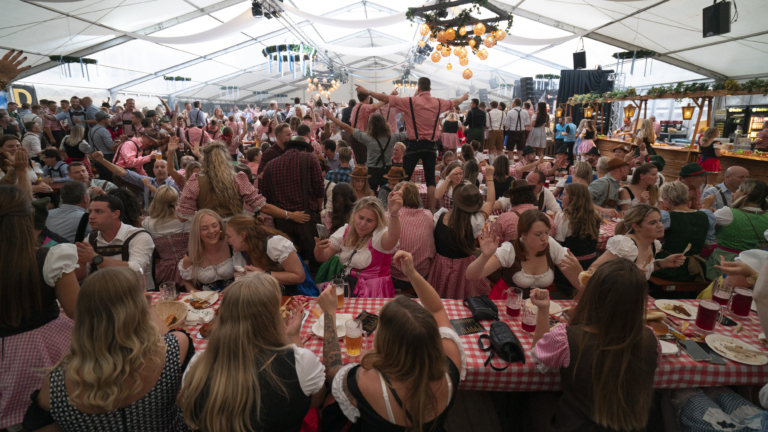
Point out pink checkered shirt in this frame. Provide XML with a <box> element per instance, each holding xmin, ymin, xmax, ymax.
<box><xmin>491</xmin><ymin>204</ymin><xmax>536</xmax><ymax>243</ymax></box>
<box><xmin>388</xmin><ymin>92</ymin><xmax>455</xmax><ymax>141</ymax></box>
<box><xmin>387</xmin><ymin>208</ymin><xmax>436</xmax><ymax>280</ymax></box>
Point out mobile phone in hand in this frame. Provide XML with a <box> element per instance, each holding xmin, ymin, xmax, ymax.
<box><xmin>316</xmin><ymin>224</ymin><xmax>327</xmax><ymax>240</ymax></box>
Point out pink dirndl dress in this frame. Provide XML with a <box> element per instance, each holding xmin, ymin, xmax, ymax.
<box><xmin>151</xmin><ymin>232</ymin><xmax>190</xmax><ymax>287</ymax></box>
<box><xmin>441</xmin><ymin>132</ymin><xmax>460</xmax><ymax>151</ymax></box>
<box><xmin>578</xmin><ymin>138</ymin><xmax>595</xmax><ymax>153</ymax></box>
<box><xmin>338</xmin><ymin>226</ymin><xmax>396</xmax><ymax>298</ymax></box>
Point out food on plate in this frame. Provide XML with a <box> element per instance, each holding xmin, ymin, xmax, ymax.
<box><xmin>165</xmin><ymin>314</ymin><xmax>177</xmax><ymax>327</ymax></box>
<box><xmin>661</xmin><ymin>303</ymin><xmax>692</xmax><ymax>317</ymax></box>
<box><xmin>199</xmin><ymin>322</ymin><xmax>213</xmax><ymax>338</ymax></box>
<box><xmin>646</xmin><ymin>320</ymin><xmax>669</xmax><ymax>336</ymax></box>
<box><xmin>646</xmin><ymin>311</ymin><xmax>667</xmax><ymax>322</ymax></box>
<box><xmin>190</xmin><ymin>299</ymin><xmax>211</xmax><ymax>310</ymax></box>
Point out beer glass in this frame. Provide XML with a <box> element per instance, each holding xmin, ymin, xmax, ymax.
<box><xmin>521</xmin><ymin>306</ymin><xmax>537</xmax><ymax>333</ymax></box>
<box><xmin>333</xmin><ymin>278</ymin><xmax>346</xmax><ymax>310</ymax></box>
<box><xmin>502</xmin><ymin>287</ymin><xmax>523</xmax><ymax>318</ymax></box>
<box><xmin>345</xmin><ymin>320</ymin><xmax>364</xmax><ymax>357</ymax></box>
<box><xmin>159</xmin><ymin>282</ymin><xmax>177</xmax><ymax>301</ymax></box>
<box><xmin>694</xmin><ymin>300</ymin><xmax>719</xmax><ymax>333</ymax></box>
<box><xmin>730</xmin><ymin>288</ymin><xmax>753</xmax><ymax>317</ymax></box>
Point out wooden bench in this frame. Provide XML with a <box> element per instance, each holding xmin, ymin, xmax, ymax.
<box><xmin>649</xmin><ymin>276</ymin><xmax>710</xmax><ymax>293</ymax></box>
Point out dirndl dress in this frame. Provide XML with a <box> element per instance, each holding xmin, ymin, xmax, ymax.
<box><xmin>578</xmin><ymin>139</ymin><xmax>596</xmax><ymax>153</ymax></box>
<box><xmin>428</xmin><ymin>254</ymin><xmax>490</xmax><ymax>299</ymax></box>
<box><xmin>441</xmin><ymin>132</ymin><xmax>460</xmax><ymax>150</ymax></box>
<box><xmin>526</xmin><ymin>126</ymin><xmax>547</xmax><ymax>149</ymax></box>
<box><xmin>151</xmin><ymin>231</ymin><xmax>190</xmax><ymax>286</ymax></box>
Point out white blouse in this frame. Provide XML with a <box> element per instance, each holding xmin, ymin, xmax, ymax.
<box><xmin>0</xmin><ymin>161</ymin><xmax>43</xmax><ymax>184</ymax></box>
<box><xmin>178</xmin><ymin>255</ymin><xmax>236</xmax><ymax>289</ymax></box>
<box><xmin>232</xmin><ymin>236</ymin><xmax>296</xmax><ymax>268</ymax></box>
<box><xmin>141</xmin><ymin>218</ymin><xmax>190</xmax><ymax>236</ymax></box>
<box><xmin>494</xmin><ymin>237</ymin><xmax>566</xmax><ymax>289</ymax></box>
<box><xmin>552</xmin><ymin>212</ymin><xmax>571</xmax><ymax>243</ymax></box>
<box><xmin>42</xmin><ymin>244</ymin><xmax>79</xmax><ymax>286</ymax></box>
<box><xmin>606</xmin><ymin>235</ymin><xmax>662</xmax><ymax>279</ymax></box>
<box><xmin>331</xmin><ymin>327</ymin><xmax>467</xmax><ymax>423</ymax></box>
<box><xmin>433</xmin><ymin>207</ymin><xmax>485</xmax><ymax>239</ymax></box>
<box><xmin>329</xmin><ymin>225</ymin><xmax>397</xmax><ymax>270</ymax></box>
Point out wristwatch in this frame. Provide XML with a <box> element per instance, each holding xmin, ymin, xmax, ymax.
<box><xmin>92</xmin><ymin>254</ymin><xmax>104</xmax><ymax>266</ymax></box>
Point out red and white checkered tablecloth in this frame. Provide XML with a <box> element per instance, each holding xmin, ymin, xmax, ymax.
<box><xmin>156</xmin><ymin>293</ymin><xmax>768</xmax><ymax>392</ymax></box>
<box><xmin>411</xmin><ymin>165</ymin><xmax>517</xmax><ymax>184</ymax></box>
<box><xmin>597</xmin><ymin>220</ymin><xmax>619</xmax><ymax>250</ymax></box>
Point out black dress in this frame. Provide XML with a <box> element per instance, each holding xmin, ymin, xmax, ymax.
<box><xmin>494</xmin><ymin>176</ymin><xmax>514</xmax><ymax>198</ymax></box>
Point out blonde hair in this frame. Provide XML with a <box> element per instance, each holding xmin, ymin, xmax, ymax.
<box><xmin>344</xmin><ymin>197</ymin><xmax>387</xmax><ymax>249</ymax></box>
<box><xmin>188</xmin><ymin>209</ymin><xmax>225</xmax><ymax>284</ymax></box>
<box><xmin>147</xmin><ymin>185</ymin><xmax>179</xmax><ymax>225</ymax></box>
<box><xmin>201</xmin><ymin>142</ymin><xmax>243</xmax><ymax>217</ymax></box>
<box><xmin>180</xmin><ymin>274</ymin><xmax>290</xmax><ymax>432</ymax></box>
<box><xmin>57</xmin><ymin>267</ymin><xmax>165</xmax><ymax>411</ymax></box>
<box><xmin>66</xmin><ymin>125</ymin><xmax>86</xmax><ymax>147</ymax></box>
<box><xmin>445</xmin><ymin>112</ymin><xmax>458</xmax><ymax>122</ymax></box>
<box><xmin>394</xmin><ymin>142</ymin><xmax>406</xmax><ymax>152</ymax></box>
<box><xmin>659</xmin><ymin>181</ymin><xmax>689</xmax><ymax>207</ymax></box>
<box><xmin>639</xmin><ymin>119</ymin><xmax>656</xmax><ymax>143</ymax></box>
<box><xmin>573</xmin><ymin>161</ymin><xmax>593</xmax><ymax>185</ymax></box>
<box><xmin>615</xmin><ymin>204</ymin><xmax>660</xmax><ymax>236</ymax></box>
<box><xmin>596</xmin><ymin>156</ymin><xmax>611</xmax><ymax>176</ymax></box>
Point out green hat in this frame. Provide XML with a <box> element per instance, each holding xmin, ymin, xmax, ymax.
<box><xmin>158</xmin><ymin>116</ymin><xmax>171</xmax><ymax>124</ymax></box>
<box><xmin>678</xmin><ymin>162</ymin><xmax>709</xmax><ymax>177</ymax></box>
<box><xmin>645</xmin><ymin>155</ymin><xmax>665</xmax><ymax>172</ymax></box>
<box><xmin>31</xmin><ymin>197</ymin><xmax>51</xmax><ymax>230</ymax></box>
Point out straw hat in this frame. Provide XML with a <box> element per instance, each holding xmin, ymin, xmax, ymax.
<box><xmin>452</xmin><ymin>183</ymin><xmax>483</xmax><ymax>213</ymax></box>
<box><xmin>349</xmin><ymin>166</ymin><xmax>371</xmax><ymax>178</ymax></box>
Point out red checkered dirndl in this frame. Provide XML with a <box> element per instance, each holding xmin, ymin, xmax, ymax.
<box><xmin>0</xmin><ymin>315</ymin><xmax>73</xmax><ymax>429</ymax></box>
<box><xmin>428</xmin><ymin>254</ymin><xmax>491</xmax><ymax>300</ymax></box>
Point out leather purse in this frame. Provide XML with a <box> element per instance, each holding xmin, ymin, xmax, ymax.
<box><xmin>463</xmin><ymin>295</ymin><xmax>498</xmax><ymax>321</ymax></box>
<box><xmin>478</xmin><ymin>321</ymin><xmax>526</xmax><ymax>371</ymax></box>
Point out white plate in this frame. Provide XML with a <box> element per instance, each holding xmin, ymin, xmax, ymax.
<box><xmin>181</xmin><ymin>292</ymin><xmax>219</xmax><ymax>311</ymax></box>
<box><xmin>654</xmin><ymin>300</ymin><xmax>697</xmax><ymax>320</ymax></box>
<box><xmin>312</xmin><ymin>313</ymin><xmax>353</xmax><ymax>339</ymax></box>
<box><xmin>525</xmin><ymin>299</ymin><xmax>563</xmax><ymax>315</ymax></box>
<box><xmin>705</xmin><ymin>334</ymin><xmax>768</xmax><ymax>366</ymax></box>
<box><xmin>752</xmin><ymin>300</ymin><xmax>757</xmax><ymax>312</ymax></box>
<box><xmin>659</xmin><ymin>340</ymin><xmax>679</xmax><ymax>356</ymax></box>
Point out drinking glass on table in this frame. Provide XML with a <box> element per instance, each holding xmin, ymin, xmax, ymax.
<box><xmin>730</xmin><ymin>287</ymin><xmax>753</xmax><ymax>317</ymax></box>
<box><xmin>345</xmin><ymin>319</ymin><xmax>365</xmax><ymax>357</ymax></box>
<box><xmin>502</xmin><ymin>288</ymin><xmax>523</xmax><ymax>318</ymax></box>
<box><xmin>694</xmin><ymin>299</ymin><xmax>719</xmax><ymax>334</ymax></box>
<box><xmin>521</xmin><ymin>306</ymin><xmax>537</xmax><ymax>333</ymax></box>
<box><xmin>333</xmin><ymin>278</ymin><xmax>346</xmax><ymax>310</ymax></box>
<box><xmin>159</xmin><ymin>282</ymin><xmax>177</xmax><ymax>301</ymax></box>
<box><xmin>711</xmin><ymin>278</ymin><xmax>732</xmax><ymax>323</ymax></box>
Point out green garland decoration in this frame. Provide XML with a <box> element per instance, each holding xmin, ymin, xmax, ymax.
<box><xmin>407</xmin><ymin>0</ymin><xmax>514</xmax><ymax>38</ymax></box>
<box><xmin>49</xmin><ymin>55</ymin><xmax>98</xmax><ymax>64</ymax></box>
<box><xmin>535</xmin><ymin>74</ymin><xmax>560</xmax><ymax>79</ymax></box>
<box><xmin>392</xmin><ymin>79</ymin><xmax>418</xmax><ymax>87</ymax></box>
<box><xmin>220</xmin><ymin>86</ymin><xmax>239</xmax><ymax>91</ymax></box>
<box><xmin>261</xmin><ymin>44</ymin><xmax>316</xmax><ymax>58</ymax></box>
<box><xmin>612</xmin><ymin>50</ymin><xmax>656</xmax><ymax>60</ymax></box>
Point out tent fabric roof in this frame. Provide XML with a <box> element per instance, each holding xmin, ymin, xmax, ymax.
<box><xmin>4</xmin><ymin>0</ymin><xmax>767</xmax><ymax>101</ymax></box>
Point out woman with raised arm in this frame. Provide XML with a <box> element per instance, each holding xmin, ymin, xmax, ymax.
<box><xmin>318</xmin><ymin>250</ymin><xmax>465</xmax><ymax>432</ymax></box>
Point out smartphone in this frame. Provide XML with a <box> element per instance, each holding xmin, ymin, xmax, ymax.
<box><xmin>696</xmin><ymin>342</ymin><xmax>727</xmax><ymax>365</ymax></box>
<box><xmin>316</xmin><ymin>224</ymin><xmax>327</xmax><ymax>240</ymax></box>
<box><xmin>678</xmin><ymin>339</ymin><xmax>711</xmax><ymax>362</ymax></box>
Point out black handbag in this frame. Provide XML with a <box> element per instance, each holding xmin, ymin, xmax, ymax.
<box><xmin>463</xmin><ymin>295</ymin><xmax>499</xmax><ymax>321</ymax></box>
<box><xmin>478</xmin><ymin>321</ymin><xmax>526</xmax><ymax>371</ymax></box>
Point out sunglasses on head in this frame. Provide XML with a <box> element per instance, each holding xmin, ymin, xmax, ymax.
<box><xmin>142</xmin><ymin>133</ymin><xmax>158</xmax><ymax>144</ymax></box>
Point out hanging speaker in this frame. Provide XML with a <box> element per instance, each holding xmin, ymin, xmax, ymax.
<box><xmin>489</xmin><ymin>77</ymin><xmax>498</xmax><ymax>89</ymax></box>
<box><xmin>573</xmin><ymin>51</ymin><xmax>586</xmax><ymax>70</ymax></box>
<box><xmin>469</xmin><ymin>85</ymin><xmax>476</xmax><ymax>94</ymax></box>
<box><xmin>703</xmin><ymin>1</ymin><xmax>731</xmax><ymax>38</ymax></box>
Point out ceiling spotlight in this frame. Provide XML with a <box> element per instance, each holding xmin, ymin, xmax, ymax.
<box><xmin>251</xmin><ymin>0</ymin><xmax>263</xmax><ymax>18</ymax></box>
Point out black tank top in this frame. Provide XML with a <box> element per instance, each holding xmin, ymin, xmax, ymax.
<box><xmin>442</xmin><ymin>121</ymin><xmax>459</xmax><ymax>134</ymax></box>
<box><xmin>560</xmin><ymin>219</ymin><xmax>600</xmax><ymax>258</ymax></box>
<box><xmin>434</xmin><ymin>212</ymin><xmax>474</xmax><ymax>259</ymax></box>
<box><xmin>63</xmin><ymin>138</ymin><xmax>87</xmax><ymax>159</ymax></box>
<box><xmin>584</xmin><ymin>130</ymin><xmax>595</xmax><ymax>140</ymax></box>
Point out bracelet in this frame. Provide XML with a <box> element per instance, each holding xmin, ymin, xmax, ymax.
<box><xmin>390</xmin><ymin>212</ymin><xmax>399</xmax><ymax>218</ymax></box>
<box><xmin>285</xmin><ymin>210</ymin><xmax>289</xmax><ymax>220</ymax></box>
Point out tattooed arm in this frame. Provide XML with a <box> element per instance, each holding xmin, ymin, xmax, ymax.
<box><xmin>318</xmin><ymin>283</ymin><xmax>343</xmax><ymax>382</ymax></box>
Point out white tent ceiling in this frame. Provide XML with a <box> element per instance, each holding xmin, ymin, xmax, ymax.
<box><xmin>4</xmin><ymin>0</ymin><xmax>767</xmax><ymax>104</ymax></box>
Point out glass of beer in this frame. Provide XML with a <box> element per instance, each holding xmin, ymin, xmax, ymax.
<box><xmin>521</xmin><ymin>306</ymin><xmax>537</xmax><ymax>333</ymax></box>
<box><xmin>345</xmin><ymin>320</ymin><xmax>364</xmax><ymax>357</ymax></box>
<box><xmin>333</xmin><ymin>278</ymin><xmax>346</xmax><ymax>310</ymax></box>
<box><xmin>694</xmin><ymin>300</ymin><xmax>719</xmax><ymax>333</ymax></box>
<box><xmin>730</xmin><ymin>287</ymin><xmax>753</xmax><ymax>317</ymax></box>
<box><xmin>502</xmin><ymin>287</ymin><xmax>523</xmax><ymax>318</ymax></box>
<box><xmin>156</xmin><ymin>152</ymin><xmax>163</xmax><ymax>161</ymax></box>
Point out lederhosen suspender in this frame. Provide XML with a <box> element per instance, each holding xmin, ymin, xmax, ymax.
<box><xmin>537</xmin><ymin>191</ymin><xmax>546</xmax><ymax>211</ymax></box>
<box><xmin>718</xmin><ymin>187</ymin><xmax>729</xmax><ymax>208</ymax></box>
<box><xmin>374</xmin><ymin>136</ymin><xmax>392</xmax><ymax>168</ymax></box>
<box><xmin>74</xmin><ymin>212</ymin><xmax>89</xmax><ymax>243</ymax></box>
<box><xmin>87</xmin><ymin>229</ymin><xmax>149</xmax><ymax>271</ymax></box>
<box><xmin>407</xmin><ymin>98</ymin><xmax>442</xmax><ymax>143</ymax></box>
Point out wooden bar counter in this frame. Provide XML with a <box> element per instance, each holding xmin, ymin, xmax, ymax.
<box><xmin>595</xmin><ymin>138</ymin><xmax>768</xmax><ymax>184</ymax></box>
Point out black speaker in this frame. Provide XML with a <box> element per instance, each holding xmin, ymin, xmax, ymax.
<box><xmin>573</xmin><ymin>51</ymin><xmax>586</xmax><ymax>70</ymax></box>
<box><xmin>489</xmin><ymin>77</ymin><xmax>498</xmax><ymax>89</ymax></box>
<box><xmin>703</xmin><ymin>1</ymin><xmax>731</xmax><ymax>38</ymax></box>
<box><xmin>520</xmin><ymin>77</ymin><xmax>534</xmax><ymax>101</ymax></box>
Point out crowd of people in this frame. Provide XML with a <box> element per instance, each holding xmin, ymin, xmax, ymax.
<box><xmin>2</xmin><ymin>48</ymin><xmax>768</xmax><ymax>432</ymax></box>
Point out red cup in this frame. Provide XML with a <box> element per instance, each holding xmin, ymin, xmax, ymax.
<box><xmin>730</xmin><ymin>288</ymin><xmax>753</xmax><ymax>317</ymax></box>
<box><xmin>712</xmin><ymin>290</ymin><xmax>730</xmax><ymax>306</ymax></box>
<box><xmin>694</xmin><ymin>300</ymin><xmax>719</xmax><ymax>333</ymax></box>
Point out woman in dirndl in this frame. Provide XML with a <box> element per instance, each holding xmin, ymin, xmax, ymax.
<box><xmin>441</xmin><ymin>112</ymin><xmax>461</xmax><ymax>153</ymax></box>
<box><xmin>141</xmin><ymin>185</ymin><xmax>190</xmax><ymax>286</ymax></box>
<box><xmin>0</xmin><ymin>185</ymin><xmax>80</xmax><ymax>430</ymax></box>
<box><xmin>428</xmin><ymin>166</ymin><xmax>497</xmax><ymax>299</ymax></box>
<box><xmin>314</xmin><ymin>194</ymin><xmax>402</xmax><ymax>298</ymax></box>
<box><xmin>527</xmin><ymin>101</ymin><xmax>549</xmax><ymax>159</ymax></box>
<box><xmin>60</xmin><ymin>125</ymin><xmax>93</xmax><ymax>179</ymax></box>
<box><xmin>698</xmin><ymin>127</ymin><xmax>722</xmax><ymax>186</ymax></box>
<box><xmin>577</xmin><ymin>120</ymin><xmax>597</xmax><ymax>155</ymax></box>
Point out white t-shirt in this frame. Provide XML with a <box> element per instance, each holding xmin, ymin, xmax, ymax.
<box><xmin>494</xmin><ymin>237</ymin><xmax>566</xmax><ymax>288</ymax></box>
<box><xmin>329</xmin><ymin>225</ymin><xmax>398</xmax><ymax>270</ymax></box>
<box><xmin>232</xmin><ymin>236</ymin><xmax>297</xmax><ymax>268</ymax></box>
